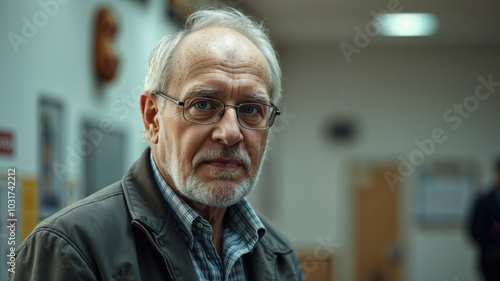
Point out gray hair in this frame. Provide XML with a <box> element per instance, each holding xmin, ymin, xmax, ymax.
<box><xmin>142</xmin><ymin>8</ymin><xmax>281</xmax><ymax>141</ymax></box>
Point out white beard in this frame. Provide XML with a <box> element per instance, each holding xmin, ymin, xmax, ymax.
<box><xmin>162</xmin><ymin>143</ymin><xmax>268</xmax><ymax>208</ymax></box>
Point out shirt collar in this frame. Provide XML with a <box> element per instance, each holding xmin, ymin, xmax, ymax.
<box><xmin>149</xmin><ymin>152</ymin><xmax>265</xmax><ymax>249</ymax></box>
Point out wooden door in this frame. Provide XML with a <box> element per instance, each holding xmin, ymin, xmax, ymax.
<box><xmin>297</xmin><ymin>250</ymin><xmax>334</xmax><ymax>281</ymax></box>
<box><xmin>352</xmin><ymin>164</ymin><xmax>401</xmax><ymax>281</ymax></box>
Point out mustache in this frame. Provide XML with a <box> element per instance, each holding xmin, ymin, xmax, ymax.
<box><xmin>192</xmin><ymin>146</ymin><xmax>251</xmax><ymax>169</ymax></box>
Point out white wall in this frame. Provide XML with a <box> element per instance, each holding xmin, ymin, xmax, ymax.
<box><xmin>0</xmin><ymin>0</ymin><xmax>178</xmax><ymax>201</ymax></box>
<box><xmin>249</xmin><ymin>45</ymin><xmax>500</xmax><ymax>281</ymax></box>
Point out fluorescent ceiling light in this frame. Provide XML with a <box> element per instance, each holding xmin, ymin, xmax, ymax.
<box><xmin>375</xmin><ymin>13</ymin><xmax>438</xmax><ymax>37</ymax></box>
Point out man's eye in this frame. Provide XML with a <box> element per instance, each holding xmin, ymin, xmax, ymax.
<box><xmin>242</xmin><ymin>105</ymin><xmax>258</xmax><ymax>114</ymax></box>
<box><xmin>195</xmin><ymin>101</ymin><xmax>211</xmax><ymax>110</ymax></box>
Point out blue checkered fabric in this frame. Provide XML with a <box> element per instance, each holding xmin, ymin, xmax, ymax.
<box><xmin>150</xmin><ymin>153</ymin><xmax>266</xmax><ymax>281</ymax></box>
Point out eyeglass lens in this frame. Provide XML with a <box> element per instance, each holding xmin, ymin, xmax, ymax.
<box><xmin>183</xmin><ymin>97</ymin><xmax>275</xmax><ymax>129</ymax></box>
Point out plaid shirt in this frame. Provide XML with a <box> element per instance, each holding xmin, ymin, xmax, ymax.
<box><xmin>150</xmin><ymin>153</ymin><xmax>266</xmax><ymax>281</ymax></box>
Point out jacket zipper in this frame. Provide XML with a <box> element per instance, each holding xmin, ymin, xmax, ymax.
<box><xmin>132</xmin><ymin>220</ymin><xmax>176</xmax><ymax>281</ymax></box>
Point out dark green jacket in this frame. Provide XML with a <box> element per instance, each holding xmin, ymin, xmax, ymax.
<box><xmin>10</xmin><ymin>148</ymin><xmax>303</xmax><ymax>281</ymax></box>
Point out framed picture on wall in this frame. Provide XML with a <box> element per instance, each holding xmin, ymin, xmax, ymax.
<box><xmin>414</xmin><ymin>159</ymin><xmax>477</xmax><ymax>226</ymax></box>
<box><xmin>83</xmin><ymin>120</ymin><xmax>126</xmax><ymax>197</ymax></box>
<box><xmin>39</xmin><ymin>97</ymin><xmax>64</xmax><ymax>220</ymax></box>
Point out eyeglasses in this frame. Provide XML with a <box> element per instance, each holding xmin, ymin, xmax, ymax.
<box><xmin>152</xmin><ymin>91</ymin><xmax>280</xmax><ymax>130</ymax></box>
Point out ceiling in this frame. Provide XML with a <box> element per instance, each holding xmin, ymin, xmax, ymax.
<box><xmin>233</xmin><ymin>0</ymin><xmax>500</xmax><ymax>49</ymax></box>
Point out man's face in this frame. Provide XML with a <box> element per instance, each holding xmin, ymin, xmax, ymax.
<box><xmin>153</xmin><ymin>27</ymin><xmax>270</xmax><ymax>208</ymax></box>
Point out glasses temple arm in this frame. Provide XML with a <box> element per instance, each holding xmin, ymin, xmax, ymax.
<box><xmin>153</xmin><ymin>91</ymin><xmax>184</xmax><ymax>106</ymax></box>
<box><xmin>271</xmin><ymin>103</ymin><xmax>281</xmax><ymax>115</ymax></box>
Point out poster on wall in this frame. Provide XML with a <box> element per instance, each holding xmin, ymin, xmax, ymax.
<box><xmin>83</xmin><ymin>120</ymin><xmax>126</xmax><ymax>197</ymax></box>
<box><xmin>0</xmin><ymin>129</ymin><xmax>14</xmax><ymax>157</ymax></box>
<box><xmin>39</xmin><ymin>98</ymin><xmax>64</xmax><ymax>220</ymax></box>
<box><xmin>414</xmin><ymin>159</ymin><xmax>477</xmax><ymax>226</ymax></box>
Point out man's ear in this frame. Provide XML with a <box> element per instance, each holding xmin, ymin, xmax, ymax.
<box><xmin>140</xmin><ymin>91</ymin><xmax>160</xmax><ymax>144</ymax></box>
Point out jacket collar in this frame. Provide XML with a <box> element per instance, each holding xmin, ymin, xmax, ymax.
<box><xmin>121</xmin><ymin>147</ymin><xmax>198</xmax><ymax>281</ymax></box>
<box><xmin>121</xmin><ymin>147</ymin><xmax>171</xmax><ymax>232</ymax></box>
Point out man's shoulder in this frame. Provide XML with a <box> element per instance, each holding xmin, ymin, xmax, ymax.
<box><xmin>25</xmin><ymin>181</ymin><xmax>128</xmax><ymax>243</ymax></box>
<box><xmin>258</xmin><ymin>215</ymin><xmax>295</xmax><ymax>254</ymax></box>
<box><xmin>251</xmin><ymin>215</ymin><xmax>304</xmax><ymax>280</ymax></box>
<box><xmin>477</xmin><ymin>188</ymin><xmax>498</xmax><ymax>203</ymax></box>
<box><xmin>15</xmin><ymin>180</ymin><xmax>131</xmax><ymax>277</ymax></box>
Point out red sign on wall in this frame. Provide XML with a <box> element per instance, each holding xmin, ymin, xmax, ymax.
<box><xmin>0</xmin><ymin>131</ymin><xmax>14</xmax><ymax>155</ymax></box>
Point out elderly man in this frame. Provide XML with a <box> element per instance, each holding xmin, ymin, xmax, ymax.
<box><xmin>10</xmin><ymin>8</ymin><xmax>303</xmax><ymax>281</ymax></box>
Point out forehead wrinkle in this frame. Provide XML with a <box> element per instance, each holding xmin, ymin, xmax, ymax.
<box><xmin>186</xmin><ymin>65</ymin><xmax>268</xmax><ymax>85</ymax></box>
<box><xmin>182</xmin><ymin>57</ymin><xmax>269</xmax><ymax>89</ymax></box>
<box><xmin>184</xmin><ymin>56</ymin><xmax>267</xmax><ymax>76</ymax></box>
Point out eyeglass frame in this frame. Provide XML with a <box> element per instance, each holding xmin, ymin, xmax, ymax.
<box><xmin>151</xmin><ymin>91</ymin><xmax>281</xmax><ymax>131</ymax></box>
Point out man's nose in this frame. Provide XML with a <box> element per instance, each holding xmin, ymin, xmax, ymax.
<box><xmin>211</xmin><ymin>107</ymin><xmax>243</xmax><ymax>146</ymax></box>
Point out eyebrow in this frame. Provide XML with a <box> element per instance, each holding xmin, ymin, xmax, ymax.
<box><xmin>185</xmin><ymin>87</ymin><xmax>218</xmax><ymax>97</ymax></box>
<box><xmin>247</xmin><ymin>92</ymin><xmax>270</xmax><ymax>104</ymax></box>
<box><xmin>185</xmin><ymin>87</ymin><xmax>270</xmax><ymax>104</ymax></box>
